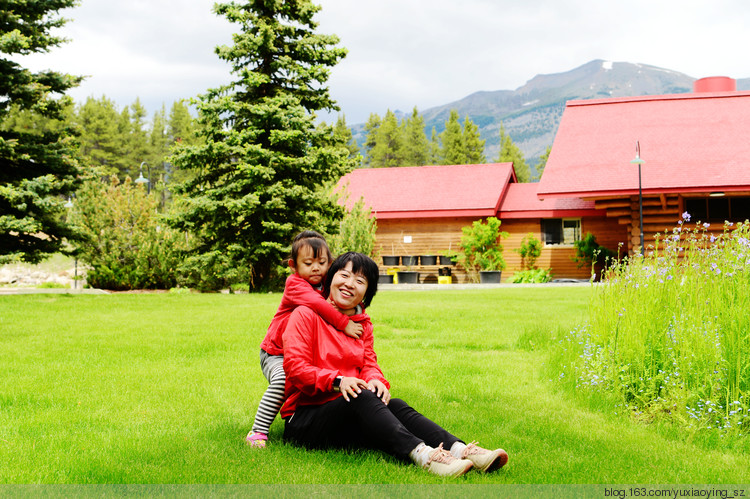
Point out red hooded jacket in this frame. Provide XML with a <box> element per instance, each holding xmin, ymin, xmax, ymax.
<box><xmin>280</xmin><ymin>305</ymin><xmax>390</xmax><ymax>418</ymax></box>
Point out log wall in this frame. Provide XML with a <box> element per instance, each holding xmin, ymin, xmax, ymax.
<box><xmin>374</xmin><ymin>215</ymin><xmax>628</xmax><ymax>283</ymax></box>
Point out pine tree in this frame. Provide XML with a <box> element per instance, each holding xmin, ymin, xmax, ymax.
<box><xmin>362</xmin><ymin>112</ymin><xmax>381</xmax><ymax>165</ymax></box>
<box><xmin>497</xmin><ymin>123</ymin><xmax>531</xmax><ymax>182</ymax></box>
<box><xmin>401</xmin><ymin>107</ymin><xmax>430</xmax><ymax>166</ymax></box>
<box><xmin>76</xmin><ymin>96</ymin><xmax>122</xmax><ymax>175</ymax></box>
<box><xmin>534</xmin><ymin>145</ymin><xmax>551</xmax><ymax>181</ymax></box>
<box><xmin>333</xmin><ymin>115</ymin><xmax>360</xmax><ymax>161</ymax></box>
<box><xmin>462</xmin><ymin>116</ymin><xmax>486</xmax><ymax>164</ymax></box>
<box><xmin>429</xmin><ymin>127</ymin><xmax>440</xmax><ymax>165</ymax></box>
<box><xmin>127</xmin><ymin>98</ymin><xmax>151</xmax><ymax>179</ymax></box>
<box><xmin>169</xmin><ymin>0</ymin><xmax>351</xmax><ymax>290</ymax></box>
<box><xmin>439</xmin><ymin>110</ymin><xmax>465</xmax><ymax>165</ymax></box>
<box><xmin>0</xmin><ymin>0</ymin><xmax>83</xmax><ymax>264</ymax></box>
<box><xmin>369</xmin><ymin>109</ymin><xmax>403</xmax><ymax>167</ymax></box>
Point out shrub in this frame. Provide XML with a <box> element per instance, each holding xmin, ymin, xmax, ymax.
<box><xmin>458</xmin><ymin>217</ymin><xmax>509</xmax><ymax>281</ymax></box>
<box><xmin>511</xmin><ymin>268</ymin><xmax>552</xmax><ymax>283</ymax></box>
<box><xmin>552</xmin><ymin>215</ymin><xmax>750</xmax><ymax>439</ymax></box>
<box><xmin>328</xmin><ymin>197</ymin><xmax>378</xmax><ymax>259</ymax></box>
<box><xmin>69</xmin><ymin>176</ymin><xmax>187</xmax><ymax>290</ymax></box>
<box><xmin>516</xmin><ymin>232</ymin><xmax>543</xmax><ymax>270</ymax></box>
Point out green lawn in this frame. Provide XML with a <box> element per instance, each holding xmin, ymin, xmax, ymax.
<box><xmin>1</xmin><ymin>287</ymin><xmax>748</xmax><ymax>484</ymax></box>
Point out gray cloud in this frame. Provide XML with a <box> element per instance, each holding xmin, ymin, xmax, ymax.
<box><xmin>17</xmin><ymin>0</ymin><xmax>750</xmax><ymax>123</ymax></box>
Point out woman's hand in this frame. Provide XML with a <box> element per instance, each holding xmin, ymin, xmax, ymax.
<box><xmin>367</xmin><ymin>379</ymin><xmax>391</xmax><ymax>405</ymax></box>
<box><xmin>339</xmin><ymin>376</ymin><xmax>368</xmax><ymax>402</ymax></box>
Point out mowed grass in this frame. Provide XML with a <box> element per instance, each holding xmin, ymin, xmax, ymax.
<box><xmin>1</xmin><ymin>287</ymin><xmax>749</xmax><ymax>484</ymax></box>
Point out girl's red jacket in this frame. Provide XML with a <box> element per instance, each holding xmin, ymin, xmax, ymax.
<box><xmin>260</xmin><ymin>273</ymin><xmax>350</xmax><ymax>356</ymax></box>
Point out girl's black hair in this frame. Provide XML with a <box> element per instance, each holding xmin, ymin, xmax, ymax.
<box><xmin>324</xmin><ymin>252</ymin><xmax>379</xmax><ymax>309</ymax></box>
<box><xmin>290</xmin><ymin>230</ymin><xmax>332</xmax><ymax>263</ymax></box>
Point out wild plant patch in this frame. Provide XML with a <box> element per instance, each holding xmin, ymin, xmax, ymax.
<box><xmin>552</xmin><ymin>216</ymin><xmax>750</xmax><ymax>444</ymax></box>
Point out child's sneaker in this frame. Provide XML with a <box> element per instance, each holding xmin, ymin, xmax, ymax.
<box><xmin>245</xmin><ymin>431</ymin><xmax>268</xmax><ymax>448</ymax></box>
<box><xmin>420</xmin><ymin>444</ymin><xmax>473</xmax><ymax>477</ymax></box>
<box><xmin>461</xmin><ymin>441</ymin><xmax>508</xmax><ymax>472</ymax></box>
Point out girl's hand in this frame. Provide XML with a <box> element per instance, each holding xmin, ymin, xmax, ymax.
<box><xmin>367</xmin><ymin>379</ymin><xmax>391</xmax><ymax>405</ymax></box>
<box><xmin>340</xmin><ymin>376</ymin><xmax>368</xmax><ymax>402</ymax></box>
<box><xmin>344</xmin><ymin>320</ymin><xmax>363</xmax><ymax>339</ymax></box>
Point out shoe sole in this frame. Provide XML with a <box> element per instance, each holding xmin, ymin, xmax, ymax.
<box><xmin>484</xmin><ymin>449</ymin><xmax>509</xmax><ymax>472</ymax></box>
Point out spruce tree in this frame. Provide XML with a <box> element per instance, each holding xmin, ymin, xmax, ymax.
<box><xmin>362</xmin><ymin>112</ymin><xmax>381</xmax><ymax>165</ymax></box>
<box><xmin>369</xmin><ymin>109</ymin><xmax>403</xmax><ymax>167</ymax></box>
<box><xmin>0</xmin><ymin>0</ymin><xmax>83</xmax><ymax>264</ymax></box>
<box><xmin>76</xmin><ymin>96</ymin><xmax>122</xmax><ymax>174</ymax></box>
<box><xmin>439</xmin><ymin>110</ymin><xmax>465</xmax><ymax>165</ymax></box>
<box><xmin>462</xmin><ymin>116</ymin><xmax>486</xmax><ymax>164</ymax></box>
<box><xmin>401</xmin><ymin>107</ymin><xmax>430</xmax><ymax>166</ymax></box>
<box><xmin>534</xmin><ymin>146</ymin><xmax>551</xmax><ymax>181</ymax></box>
<box><xmin>169</xmin><ymin>0</ymin><xmax>352</xmax><ymax>290</ymax></box>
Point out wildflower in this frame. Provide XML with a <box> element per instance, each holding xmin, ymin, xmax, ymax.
<box><xmin>682</xmin><ymin>211</ymin><xmax>691</xmax><ymax>222</ymax></box>
<box><xmin>703</xmin><ymin>222</ymin><xmax>711</xmax><ymax>229</ymax></box>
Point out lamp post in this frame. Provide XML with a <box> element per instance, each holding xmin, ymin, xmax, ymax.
<box><xmin>135</xmin><ymin>161</ymin><xmax>150</xmax><ymax>194</ymax></box>
<box><xmin>630</xmin><ymin>141</ymin><xmax>645</xmax><ymax>255</ymax></box>
<box><xmin>63</xmin><ymin>196</ymin><xmax>78</xmax><ymax>290</ymax></box>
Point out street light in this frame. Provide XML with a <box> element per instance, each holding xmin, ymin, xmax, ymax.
<box><xmin>135</xmin><ymin>161</ymin><xmax>150</xmax><ymax>194</ymax></box>
<box><xmin>630</xmin><ymin>141</ymin><xmax>645</xmax><ymax>255</ymax></box>
<box><xmin>63</xmin><ymin>196</ymin><xmax>79</xmax><ymax>290</ymax></box>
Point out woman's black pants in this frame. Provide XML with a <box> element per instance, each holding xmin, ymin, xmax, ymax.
<box><xmin>283</xmin><ymin>391</ymin><xmax>462</xmax><ymax>460</ymax></box>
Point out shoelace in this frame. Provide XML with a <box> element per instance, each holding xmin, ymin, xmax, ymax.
<box><xmin>462</xmin><ymin>441</ymin><xmax>487</xmax><ymax>457</ymax></box>
<box><xmin>427</xmin><ymin>443</ymin><xmax>454</xmax><ymax>465</ymax></box>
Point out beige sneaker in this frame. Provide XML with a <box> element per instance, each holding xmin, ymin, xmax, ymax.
<box><xmin>422</xmin><ymin>444</ymin><xmax>474</xmax><ymax>477</ymax></box>
<box><xmin>461</xmin><ymin>441</ymin><xmax>509</xmax><ymax>472</ymax></box>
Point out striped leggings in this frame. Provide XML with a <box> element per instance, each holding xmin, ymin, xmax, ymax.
<box><xmin>251</xmin><ymin>349</ymin><xmax>286</xmax><ymax>435</ymax></box>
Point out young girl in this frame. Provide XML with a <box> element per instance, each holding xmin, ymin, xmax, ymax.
<box><xmin>246</xmin><ymin>230</ymin><xmax>363</xmax><ymax>448</ymax></box>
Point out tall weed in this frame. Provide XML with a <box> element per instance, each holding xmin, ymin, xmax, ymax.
<box><xmin>553</xmin><ymin>215</ymin><xmax>750</xmax><ymax>443</ymax></box>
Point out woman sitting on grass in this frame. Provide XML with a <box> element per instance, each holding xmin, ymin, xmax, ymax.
<box><xmin>280</xmin><ymin>251</ymin><xmax>509</xmax><ymax>477</ymax></box>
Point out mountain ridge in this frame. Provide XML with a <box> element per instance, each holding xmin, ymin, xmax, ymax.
<box><xmin>352</xmin><ymin>59</ymin><xmax>750</xmax><ymax>175</ymax></box>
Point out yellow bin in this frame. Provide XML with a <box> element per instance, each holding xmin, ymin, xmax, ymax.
<box><xmin>438</xmin><ymin>276</ymin><xmax>451</xmax><ymax>285</ymax></box>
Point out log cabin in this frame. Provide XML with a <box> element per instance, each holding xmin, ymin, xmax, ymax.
<box><xmin>537</xmin><ymin>76</ymin><xmax>750</xmax><ymax>256</ymax></box>
<box><xmin>337</xmin><ymin>76</ymin><xmax>750</xmax><ymax>283</ymax></box>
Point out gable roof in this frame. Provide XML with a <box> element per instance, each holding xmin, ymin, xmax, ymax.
<box><xmin>537</xmin><ymin>90</ymin><xmax>750</xmax><ymax>199</ymax></box>
<box><xmin>499</xmin><ymin>183</ymin><xmax>602</xmax><ymax>219</ymax></box>
<box><xmin>337</xmin><ymin>163</ymin><xmax>516</xmax><ymax>219</ymax></box>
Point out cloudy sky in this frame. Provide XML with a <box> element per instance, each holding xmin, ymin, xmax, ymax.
<box><xmin>19</xmin><ymin>0</ymin><xmax>750</xmax><ymax>124</ymax></box>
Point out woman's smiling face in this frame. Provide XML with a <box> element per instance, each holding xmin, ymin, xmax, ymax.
<box><xmin>328</xmin><ymin>261</ymin><xmax>369</xmax><ymax>313</ymax></box>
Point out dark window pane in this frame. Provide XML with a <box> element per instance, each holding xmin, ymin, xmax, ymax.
<box><xmin>730</xmin><ymin>197</ymin><xmax>750</xmax><ymax>222</ymax></box>
<box><xmin>685</xmin><ymin>198</ymin><xmax>707</xmax><ymax>222</ymax></box>
<box><xmin>541</xmin><ymin>219</ymin><xmax>563</xmax><ymax>244</ymax></box>
<box><xmin>708</xmin><ymin>197</ymin><xmax>730</xmax><ymax>221</ymax></box>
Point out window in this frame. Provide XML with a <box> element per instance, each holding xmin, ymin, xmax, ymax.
<box><xmin>541</xmin><ymin>218</ymin><xmax>581</xmax><ymax>245</ymax></box>
<box><xmin>684</xmin><ymin>196</ymin><xmax>750</xmax><ymax>223</ymax></box>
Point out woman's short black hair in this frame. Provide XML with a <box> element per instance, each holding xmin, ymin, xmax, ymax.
<box><xmin>324</xmin><ymin>252</ymin><xmax>379</xmax><ymax>309</ymax></box>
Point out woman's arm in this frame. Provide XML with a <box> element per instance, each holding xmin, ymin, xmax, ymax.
<box><xmin>358</xmin><ymin>320</ymin><xmax>390</xmax><ymax>389</ymax></box>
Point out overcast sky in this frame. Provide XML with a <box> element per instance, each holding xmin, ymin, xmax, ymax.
<box><xmin>18</xmin><ymin>0</ymin><xmax>750</xmax><ymax>124</ymax></box>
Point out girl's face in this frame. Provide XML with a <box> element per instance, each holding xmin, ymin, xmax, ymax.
<box><xmin>290</xmin><ymin>244</ymin><xmax>329</xmax><ymax>286</ymax></box>
<box><xmin>328</xmin><ymin>261</ymin><xmax>368</xmax><ymax>313</ymax></box>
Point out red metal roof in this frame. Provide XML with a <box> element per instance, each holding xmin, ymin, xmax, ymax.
<box><xmin>537</xmin><ymin>91</ymin><xmax>750</xmax><ymax>199</ymax></box>
<box><xmin>499</xmin><ymin>183</ymin><xmax>602</xmax><ymax>219</ymax></box>
<box><xmin>337</xmin><ymin>163</ymin><xmax>516</xmax><ymax>219</ymax></box>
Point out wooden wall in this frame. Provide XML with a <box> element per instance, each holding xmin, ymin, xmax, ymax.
<box><xmin>374</xmin><ymin>215</ymin><xmax>628</xmax><ymax>282</ymax></box>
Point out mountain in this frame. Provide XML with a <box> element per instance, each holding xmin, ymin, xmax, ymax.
<box><xmin>352</xmin><ymin>59</ymin><xmax>750</xmax><ymax>176</ymax></box>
